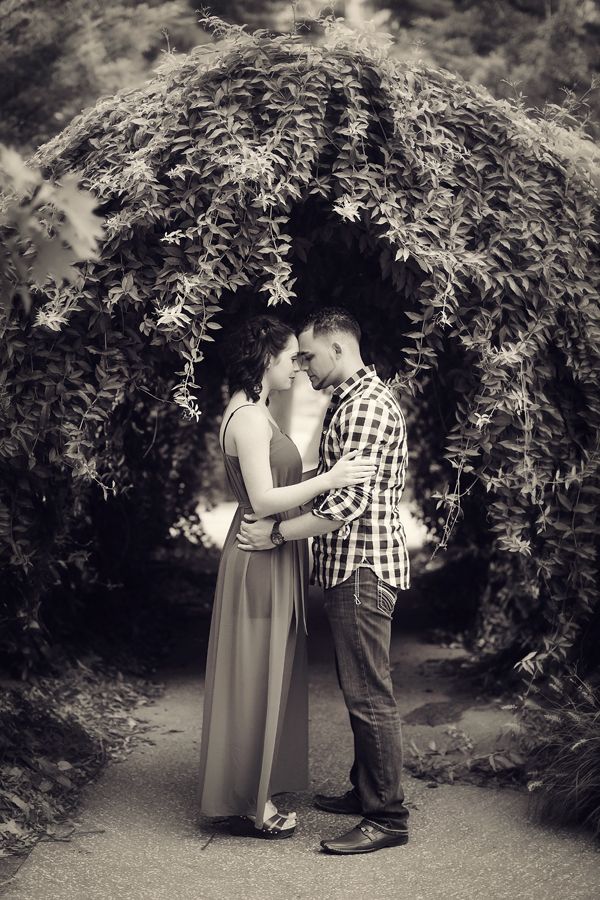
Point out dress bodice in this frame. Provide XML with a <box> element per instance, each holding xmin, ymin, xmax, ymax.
<box><xmin>223</xmin><ymin>427</ymin><xmax>304</xmax><ymax>520</ymax></box>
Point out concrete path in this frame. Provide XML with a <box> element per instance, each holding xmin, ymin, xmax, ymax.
<box><xmin>2</xmin><ymin>585</ymin><xmax>599</xmax><ymax>900</ymax></box>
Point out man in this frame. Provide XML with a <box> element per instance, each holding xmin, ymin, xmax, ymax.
<box><xmin>236</xmin><ymin>307</ymin><xmax>411</xmax><ymax>854</ymax></box>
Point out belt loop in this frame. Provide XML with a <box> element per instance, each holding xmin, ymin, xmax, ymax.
<box><xmin>353</xmin><ymin>568</ymin><xmax>361</xmax><ymax>605</ymax></box>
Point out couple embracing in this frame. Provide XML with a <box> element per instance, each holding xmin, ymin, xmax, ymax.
<box><xmin>198</xmin><ymin>307</ymin><xmax>411</xmax><ymax>855</ymax></box>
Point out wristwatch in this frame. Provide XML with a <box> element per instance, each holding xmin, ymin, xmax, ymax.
<box><xmin>270</xmin><ymin>521</ymin><xmax>286</xmax><ymax>546</ymax></box>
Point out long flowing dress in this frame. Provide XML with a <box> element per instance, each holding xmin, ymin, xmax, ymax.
<box><xmin>198</xmin><ymin>411</ymin><xmax>309</xmax><ymax>828</ymax></box>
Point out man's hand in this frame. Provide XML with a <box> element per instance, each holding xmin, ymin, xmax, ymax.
<box><xmin>236</xmin><ymin>514</ymin><xmax>276</xmax><ymax>551</ymax></box>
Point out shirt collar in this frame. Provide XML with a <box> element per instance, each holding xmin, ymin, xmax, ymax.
<box><xmin>331</xmin><ymin>365</ymin><xmax>376</xmax><ymax>403</ymax></box>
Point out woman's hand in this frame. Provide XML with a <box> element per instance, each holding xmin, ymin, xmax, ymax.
<box><xmin>237</xmin><ymin>514</ymin><xmax>276</xmax><ymax>551</ymax></box>
<box><xmin>327</xmin><ymin>448</ymin><xmax>377</xmax><ymax>490</ymax></box>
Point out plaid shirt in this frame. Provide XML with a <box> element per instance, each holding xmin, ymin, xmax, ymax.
<box><xmin>312</xmin><ymin>365</ymin><xmax>410</xmax><ymax>591</ymax></box>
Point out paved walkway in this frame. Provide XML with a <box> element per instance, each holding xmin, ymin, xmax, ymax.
<box><xmin>2</xmin><ymin>587</ymin><xmax>599</xmax><ymax>900</ymax></box>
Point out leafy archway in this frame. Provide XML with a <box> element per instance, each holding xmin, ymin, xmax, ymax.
<box><xmin>1</xmin><ymin>18</ymin><xmax>599</xmax><ymax>682</ymax></box>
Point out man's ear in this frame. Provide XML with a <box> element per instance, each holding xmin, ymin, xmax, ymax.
<box><xmin>331</xmin><ymin>341</ymin><xmax>342</xmax><ymax>357</ymax></box>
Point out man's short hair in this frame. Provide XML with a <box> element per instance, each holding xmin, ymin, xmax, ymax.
<box><xmin>300</xmin><ymin>307</ymin><xmax>361</xmax><ymax>343</ymax></box>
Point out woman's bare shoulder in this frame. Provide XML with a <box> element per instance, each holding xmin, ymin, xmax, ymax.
<box><xmin>223</xmin><ymin>403</ymin><xmax>270</xmax><ymax>438</ymax></box>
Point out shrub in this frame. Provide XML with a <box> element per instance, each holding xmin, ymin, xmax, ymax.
<box><xmin>520</xmin><ymin>672</ymin><xmax>600</xmax><ymax>835</ymax></box>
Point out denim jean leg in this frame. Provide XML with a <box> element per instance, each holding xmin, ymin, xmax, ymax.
<box><xmin>324</xmin><ymin>567</ymin><xmax>409</xmax><ymax>832</ymax></box>
<box><xmin>332</xmin><ymin>651</ymin><xmax>361</xmax><ymax>800</ymax></box>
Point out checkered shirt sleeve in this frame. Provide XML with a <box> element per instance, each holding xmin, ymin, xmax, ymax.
<box><xmin>312</xmin><ymin>398</ymin><xmax>395</xmax><ymax>527</ymax></box>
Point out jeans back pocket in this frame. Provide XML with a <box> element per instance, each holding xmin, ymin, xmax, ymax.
<box><xmin>377</xmin><ymin>580</ymin><xmax>397</xmax><ymax>617</ymax></box>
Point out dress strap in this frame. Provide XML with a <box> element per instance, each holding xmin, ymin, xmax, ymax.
<box><xmin>220</xmin><ymin>403</ymin><xmax>257</xmax><ymax>453</ymax></box>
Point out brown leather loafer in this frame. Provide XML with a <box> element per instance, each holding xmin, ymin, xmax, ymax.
<box><xmin>314</xmin><ymin>790</ymin><xmax>362</xmax><ymax>815</ymax></box>
<box><xmin>320</xmin><ymin>819</ymin><xmax>409</xmax><ymax>854</ymax></box>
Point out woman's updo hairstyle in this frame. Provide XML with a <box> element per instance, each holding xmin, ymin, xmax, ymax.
<box><xmin>223</xmin><ymin>314</ymin><xmax>295</xmax><ymax>402</ymax></box>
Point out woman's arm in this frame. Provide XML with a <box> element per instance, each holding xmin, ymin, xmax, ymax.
<box><xmin>232</xmin><ymin>408</ymin><xmax>340</xmax><ymax>518</ymax></box>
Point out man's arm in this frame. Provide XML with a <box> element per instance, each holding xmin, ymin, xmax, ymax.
<box><xmin>236</xmin><ymin>510</ymin><xmax>341</xmax><ymax>551</ymax></box>
<box><xmin>282</xmin><ymin>511</ymin><xmax>342</xmax><ymax>540</ymax></box>
<box><xmin>311</xmin><ymin>398</ymin><xmax>394</xmax><ymax>527</ymax></box>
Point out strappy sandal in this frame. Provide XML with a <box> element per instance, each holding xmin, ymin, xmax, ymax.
<box><xmin>229</xmin><ymin>811</ymin><xmax>297</xmax><ymax>840</ymax></box>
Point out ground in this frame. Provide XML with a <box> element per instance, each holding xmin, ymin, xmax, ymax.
<box><xmin>1</xmin><ymin>582</ymin><xmax>598</xmax><ymax>900</ymax></box>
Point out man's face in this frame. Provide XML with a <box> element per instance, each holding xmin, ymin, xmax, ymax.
<box><xmin>298</xmin><ymin>328</ymin><xmax>339</xmax><ymax>390</ymax></box>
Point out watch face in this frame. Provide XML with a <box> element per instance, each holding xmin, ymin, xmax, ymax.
<box><xmin>271</xmin><ymin>523</ymin><xmax>284</xmax><ymax>545</ymax></box>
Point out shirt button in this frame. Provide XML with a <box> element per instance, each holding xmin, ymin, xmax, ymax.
<box><xmin>322</xmin><ymin>429</ymin><xmax>327</xmax><ymax>434</ymax></box>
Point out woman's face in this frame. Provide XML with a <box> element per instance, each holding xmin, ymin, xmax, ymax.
<box><xmin>268</xmin><ymin>335</ymin><xmax>300</xmax><ymax>391</ymax></box>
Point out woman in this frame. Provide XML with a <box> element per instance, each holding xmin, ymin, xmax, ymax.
<box><xmin>198</xmin><ymin>314</ymin><xmax>374</xmax><ymax>839</ymax></box>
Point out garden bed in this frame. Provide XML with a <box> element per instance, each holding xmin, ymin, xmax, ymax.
<box><xmin>0</xmin><ymin>662</ymin><xmax>162</xmax><ymax>861</ymax></box>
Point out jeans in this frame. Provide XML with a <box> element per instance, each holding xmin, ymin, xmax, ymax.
<box><xmin>323</xmin><ymin>566</ymin><xmax>409</xmax><ymax>833</ymax></box>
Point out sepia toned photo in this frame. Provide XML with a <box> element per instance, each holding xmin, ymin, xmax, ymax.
<box><xmin>1</xmin><ymin>2</ymin><xmax>599</xmax><ymax>898</ymax></box>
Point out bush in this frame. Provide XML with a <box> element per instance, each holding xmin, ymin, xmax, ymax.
<box><xmin>520</xmin><ymin>672</ymin><xmax>600</xmax><ymax>835</ymax></box>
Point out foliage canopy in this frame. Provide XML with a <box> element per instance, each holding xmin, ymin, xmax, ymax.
<box><xmin>1</xmin><ymin>17</ymin><xmax>599</xmax><ymax>681</ymax></box>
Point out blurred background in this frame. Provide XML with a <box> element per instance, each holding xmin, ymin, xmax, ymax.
<box><xmin>2</xmin><ymin>0</ymin><xmax>599</xmax><ymax>156</ymax></box>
